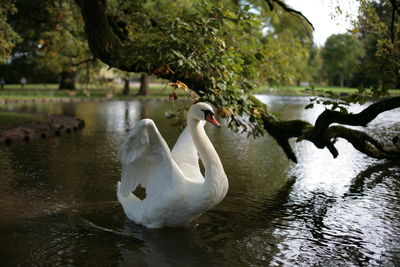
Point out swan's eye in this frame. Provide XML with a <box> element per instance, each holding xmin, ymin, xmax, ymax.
<box><xmin>201</xmin><ymin>109</ymin><xmax>214</xmax><ymax>119</ymax></box>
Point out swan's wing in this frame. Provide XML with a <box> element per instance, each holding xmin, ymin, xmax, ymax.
<box><xmin>119</xmin><ymin>119</ymin><xmax>182</xmax><ymax>197</ymax></box>
<box><xmin>171</xmin><ymin>124</ymin><xmax>204</xmax><ymax>182</ymax></box>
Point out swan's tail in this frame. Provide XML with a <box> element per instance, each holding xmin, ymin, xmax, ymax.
<box><xmin>117</xmin><ymin>182</ymin><xmax>141</xmax><ymax>218</ymax></box>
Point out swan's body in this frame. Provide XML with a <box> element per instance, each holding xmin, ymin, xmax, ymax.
<box><xmin>117</xmin><ymin>102</ymin><xmax>228</xmax><ymax>228</ymax></box>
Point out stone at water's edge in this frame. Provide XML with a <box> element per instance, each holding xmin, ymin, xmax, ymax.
<box><xmin>0</xmin><ymin>114</ymin><xmax>85</xmax><ymax>145</ymax></box>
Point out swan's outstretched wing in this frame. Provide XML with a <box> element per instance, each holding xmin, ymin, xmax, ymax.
<box><xmin>171</xmin><ymin>124</ymin><xmax>204</xmax><ymax>182</ymax></box>
<box><xmin>119</xmin><ymin>119</ymin><xmax>182</xmax><ymax>197</ymax></box>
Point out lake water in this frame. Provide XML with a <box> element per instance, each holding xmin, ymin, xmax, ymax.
<box><xmin>0</xmin><ymin>96</ymin><xmax>399</xmax><ymax>266</ymax></box>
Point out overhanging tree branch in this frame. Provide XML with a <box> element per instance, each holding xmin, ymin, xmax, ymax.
<box><xmin>71</xmin><ymin>57</ymin><xmax>96</xmax><ymax>67</ymax></box>
<box><xmin>75</xmin><ymin>0</ymin><xmax>125</xmax><ymax>67</ymax></box>
<box><xmin>265</xmin><ymin>0</ymin><xmax>315</xmax><ymax>31</ymax></box>
<box><xmin>249</xmin><ymin>95</ymin><xmax>400</xmax><ymax>162</ymax></box>
<box><xmin>326</xmin><ymin>126</ymin><xmax>400</xmax><ymax>160</ymax></box>
<box><xmin>389</xmin><ymin>0</ymin><xmax>399</xmax><ymax>42</ymax></box>
<box><xmin>310</xmin><ymin>97</ymin><xmax>400</xmax><ymax>148</ymax></box>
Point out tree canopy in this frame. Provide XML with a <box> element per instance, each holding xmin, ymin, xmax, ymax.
<box><xmin>0</xmin><ymin>1</ymin><xmax>21</xmax><ymax>63</ymax></box>
<box><xmin>0</xmin><ymin>0</ymin><xmax>98</xmax><ymax>88</ymax></box>
<box><xmin>322</xmin><ymin>34</ymin><xmax>365</xmax><ymax>87</ymax></box>
<box><xmin>353</xmin><ymin>0</ymin><xmax>400</xmax><ymax>89</ymax></box>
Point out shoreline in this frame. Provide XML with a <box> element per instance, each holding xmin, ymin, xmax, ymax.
<box><xmin>0</xmin><ymin>113</ymin><xmax>85</xmax><ymax>145</ymax></box>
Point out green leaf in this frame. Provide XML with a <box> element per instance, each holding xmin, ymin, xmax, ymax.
<box><xmin>305</xmin><ymin>103</ymin><xmax>314</xmax><ymax>109</ymax></box>
<box><xmin>255</xmin><ymin>52</ymin><xmax>265</xmax><ymax>60</ymax></box>
<box><xmin>222</xmin><ymin>9</ymin><xmax>237</xmax><ymax>19</ymax></box>
<box><xmin>171</xmin><ymin>49</ymin><xmax>185</xmax><ymax>59</ymax></box>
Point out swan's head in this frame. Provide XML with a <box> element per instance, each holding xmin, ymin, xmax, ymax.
<box><xmin>188</xmin><ymin>102</ymin><xmax>221</xmax><ymax>127</ymax></box>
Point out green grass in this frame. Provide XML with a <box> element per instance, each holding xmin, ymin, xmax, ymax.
<box><xmin>0</xmin><ymin>83</ymin><xmax>190</xmax><ymax>100</ymax></box>
<box><xmin>1</xmin><ymin>83</ymin><xmax>102</xmax><ymax>90</ymax></box>
<box><xmin>256</xmin><ymin>85</ymin><xmax>358</xmax><ymax>94</ymax></box>
<box><xmin>0</xmin><ymin>111</ymin><xmax>46</xmax><ymax>129</ymax></box>
<box><xmin>255</xmin><ymin>85</ymin><xmax>400</xmax><ymax>96</ymax></box>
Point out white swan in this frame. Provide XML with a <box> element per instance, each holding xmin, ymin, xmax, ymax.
<box><xmin>117</xmin><ymin>102</ymin><xmax>228</xmax><ymax>228</ymax></box>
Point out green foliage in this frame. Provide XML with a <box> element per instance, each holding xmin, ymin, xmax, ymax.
<box><xmin>321</xmin><ymin>34</ymin><xmax>365</xmax><ymax>87</ymax></box>
<box><xmin>352</xmin><ymin>0</ymin><xmax>400</xmax><ymax>89</ymax></box>
<box><xmin>0</xmin><ymin>0</ymin><xmax>21</xmax><ymax>63</ymax></box>
<box><xmin>2</xmin><ymin>0</ymin><xmax>101</xmax><ymax>85</ymax></box>
<box><xmin>37</xmin><ymin>1</ymin><xmax>93</xmax><ymax>74</ymax></box>
<box><xmin>257</xmin><ymin>4</ymin><xmax>314</xmax><ymax>85</ymax></box>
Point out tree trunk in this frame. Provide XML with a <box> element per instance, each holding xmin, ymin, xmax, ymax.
<box><xmin>339</xmin><ymin>73</ymin><xmax>344</xmax><ymax>87</ymax></box>
<box><xmin>59</xmin><ymin>69</ymin><xmax>76</xmax><ymax>90</ymax></box>
<box><xmin>138</xmin><ymin>74</ymin><xmax>149</xmax><ymax>96</ymax></box>
<box><xmin>122</xmin><ymin>78</ymin><xmax>130</xmax><ymax>95</ymax></box>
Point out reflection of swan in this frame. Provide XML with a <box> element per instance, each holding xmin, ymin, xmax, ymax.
<box><xmin>117</xmin><ymin>102</ymin><xmax>229</xmax><ymax>228</ymax></box>
<box><xmin>118</xmin><ymin>219</ymin><xmax>220</xmax><ymax>267</ymax></box>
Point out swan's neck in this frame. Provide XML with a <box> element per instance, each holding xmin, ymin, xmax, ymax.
<box><xmin>188</xmin><ymin>118</ymin><xmax>228</xmax><ymax>199</ymax></box>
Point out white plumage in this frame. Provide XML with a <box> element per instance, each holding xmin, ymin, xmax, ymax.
<box><xmin>117</xmin><ymin>102</ymin><xmax>228</xmax><ymax>228</ymax></box>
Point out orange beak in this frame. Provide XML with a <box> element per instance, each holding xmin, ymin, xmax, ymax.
<box><xmin>205</xmin><ymin>113</ymin><xmax>221</xmax><ymax>127</ymax></box>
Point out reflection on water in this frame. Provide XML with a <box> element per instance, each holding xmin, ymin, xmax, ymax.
<box><xmin>0</xmin><ymin>96</ymin><xmax>399</xmax><ymax>266</ymax></box>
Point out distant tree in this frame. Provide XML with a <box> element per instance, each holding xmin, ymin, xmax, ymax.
<box><xmin>32</xmin><ymin>0</ymin><xmax>97</xmax><ymax>90</ymax></box>
<box><xmin>0</xmin><ymin>0</ymin><xmax>57</xmax><ymax>83</ymax></box>
<box><xmin>353</xmin><ymin>0</ymin><xmax>400</xmax><ymax>90</ymax></box>
<box><xmin>255</xmin><ymin>2</ymin><xmax>314</xmax><ymax>86</ymax></box>
<box><xmin>321</xmin><ymin>34</ymin><xmax>365</xmax><ymax>87</ymax></box>
<box><xmin>308</xmin><ymin>46</ymin><xmax>324</xmax><ymax>85</ymax></box>
<box><xmin>2</xmin><ymin>0</ymin><xmax>98</xmax><ymax>89</ymax></box>
<box><xmin>122</xmin><ymin>75</ymin><xmax>130</xmax><ymax>95</ymax></box>
<box><xmin>119</xmin><ymin>73</ymin><xmax>148</xmax><ymax>96</ymax></box>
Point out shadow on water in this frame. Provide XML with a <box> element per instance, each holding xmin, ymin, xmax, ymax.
<box><xmin>345</xmin><ymin>160</ymin><xmax>400</xmax><ymax>197</ymax></box>
<box><xmin>116</xmin><ymin>222</ymin><xmax>220</xmax><ymax>267</ymax></box>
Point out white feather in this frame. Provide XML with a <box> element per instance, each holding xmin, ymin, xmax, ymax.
<box><xmin>171</xmin><ymin>122</ymin><xmax>205</xmax><ymax>182</ymax></box>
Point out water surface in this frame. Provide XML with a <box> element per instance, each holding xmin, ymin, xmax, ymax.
<box><xmin>0</xmin><ymin>96</ymin><xmax>399</xmax><ymax>266</ymax></box>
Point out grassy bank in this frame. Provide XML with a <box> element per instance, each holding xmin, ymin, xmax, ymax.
<box><xmin>256</xmin><ymin>85</ymin><xmax>358</xmax><ymax>94</ymax></box>
<box><xmin>0</xmin><ymin>83</ymin><xmax>170</xmax><ymax>100</ymax></box>
<box><xmin>255</xmin><ymin>85</ymin><xmax>400</xmax><ymax>96</ymax></box>
<box><xmin>0</xmin><ymin>111</ymin><xmax>46</xmax><ymax>129</ymax></box>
